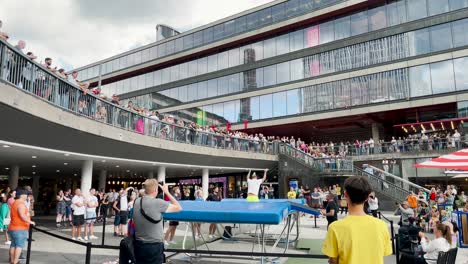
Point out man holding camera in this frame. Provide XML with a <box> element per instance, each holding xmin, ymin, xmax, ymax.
<box><xmin>397</xmin><ymin>201</ymin><xmax>415</xmax><ymax>226</ymax></box>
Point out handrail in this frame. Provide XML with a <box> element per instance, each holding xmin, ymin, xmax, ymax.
<box><xmin>378</xmin><ymin>211</ymin><xmax>396</xmax><ymax>255</ymax></box>
<box><xmin>0</xmin><ymin>39</ymin><xmax>277</xmax><ymax>155</ymax></box>
<box><xmin>368</xmin><ymin>165</ymin><xmax>430</xmax><ymax>193</ymax></box>
<box><xmin>354</xmin><ymin>166</ymin><xmax>410</xmax><ymax>193</ymax></box>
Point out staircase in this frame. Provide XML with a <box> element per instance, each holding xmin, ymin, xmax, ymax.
<box><xmin>277</xmin><ymin>143</ymin><xmax>428</xmax><ymax>202</ymax></box>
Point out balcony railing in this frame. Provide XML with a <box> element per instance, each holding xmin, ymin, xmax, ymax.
<box><xmin>0</xmin><ymin>40</ymin><xmax>277</xmax><ymax>155</ymax></box>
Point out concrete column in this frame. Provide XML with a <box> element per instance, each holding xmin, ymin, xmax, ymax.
<box><xmin>80</xmin><ymin>160</ymin><xmax>93</xmax><ymax>196</ymax></box>
<box><xmin>98</xmin><ymin>170</ymin><xmax>107</xmax><ymax>192</ymax></box>
<box><xmin>202</xmin><ymin>168</ymin><xmax>209</xmax><ymax>200</ymax></box>
<box><xmin>32</xmin><ymin>175</ymin><xmax>40</xmax><ymax>201</ymax></box>
<box><xmin>147</xmin><ymin>171</ymin><xmax>155</xmax><ymax>179</ymax></box>
<box><xmin>371</xmin><ymin>123</ymin><xmax>381</xmax><ymax>142</ymax></box>
<box><xmin>157</xmin><ymin>166</ymin><xmax>166</xmax><ymax>183</ymax></box>
<box><xmin>8</xmin><ymin>165</ymin><xmax>19</xmax><ymax>190</ymax></box>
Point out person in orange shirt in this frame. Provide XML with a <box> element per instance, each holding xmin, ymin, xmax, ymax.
<box><xmin>407</xmin><ymin>191</ymin><xmax>418</xmax><ymax>210</ymax></box>
<box><xmin>8</xmin><ymin>188</ymin><xmax>35</xmax><ymax>264</ymax></box>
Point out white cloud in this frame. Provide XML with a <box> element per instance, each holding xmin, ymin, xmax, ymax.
<box><xmin>0</xmin><ymin>0</ymin><xmax>273</xmax><ymax>70</ymax></box>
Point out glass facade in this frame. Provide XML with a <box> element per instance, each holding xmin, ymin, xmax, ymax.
<box><xmin>80</xmin><ymin>0</ymin><xmax>465</xmax><ymax>83</ymax></box>
<box><xmin>155</xmin><ymin>56</ymin><xmax>466</xmax><ymax>126</ymax></box>
<box><xmin>112</xmin><ymin>18</ymin><xmax>468</xmax><ymax>109</ymax></box>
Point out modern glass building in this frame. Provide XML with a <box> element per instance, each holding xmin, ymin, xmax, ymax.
<box><xmin>72</xmin><ymin>0</ymin><xmax>468</xmax><ymax>141</ymax></box>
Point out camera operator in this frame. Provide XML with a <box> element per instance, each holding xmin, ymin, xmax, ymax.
<box><xmin>368</xmin><ymin>192</ymin><xmax>379</xmax><ymax>218</ymax></box>
<box><xmin>395</xmin><ymin>201</ymin><xmax>415</xmax><ymax>226</ymax></box>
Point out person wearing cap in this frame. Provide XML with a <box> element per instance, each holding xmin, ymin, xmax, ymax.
<box><xmin>8</xmin><ymin>188</ymin><xmax>35</xmax><ymax>264</ymax></box>
<box><xmin>396</xmin><ymin>201</ymin><xmax>414</xmax><ymax>226</ymax></box>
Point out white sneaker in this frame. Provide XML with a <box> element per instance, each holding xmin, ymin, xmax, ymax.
<box><xmin>77</xmin><ymin>237</ymin><xmax>84</xmax><ymax>242</ymax></box>
<box><xmin>164</xmin><ymin>240</ymin><xmax>169</xmax><ymax>246</ymax></box>
<box><xmin>196</xmin><ymin>236</ymin><xmax>201</xmax><ymax>241</ymax></box>
<box><xmin>5</xmin><ymin>241</ymin><xmax>11</xmax><ymax>245</ymax></box>
<box><xmin>71</xmin><ymin>237</ymin><xmax>77</xmax><ymax>241</ymax></box>
<box><xmin>170</xmin><ymin>240</ymin><xmax>177</xmax><ymax>245</ymax></box>
<box><xmin>84</xmin><ymin>236</ymin><xmax>89</xmax><ymax>241</ymax></box>
<box><xmin>208</xmin><ymin>235</ymin><xmax>213</xmax><ymax>239</ymax></box>
<box><xmin>89</xmin><ymin>235</ymin><xmax>98</xmax><ymax>240</ymax></box>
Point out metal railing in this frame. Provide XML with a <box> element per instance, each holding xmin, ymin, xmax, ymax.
<box><xmin>354</xmin><ymin>166</ymin><xmax>410</xmax><ymax>202</ymax></box>
<box><xmin>311</xmin><ymin>138</ymin><xmax>464</xmax><ymax>157</ymax></box>
<box><xmin>0</xmin><ymin>39</ymin><xmax>277</xmax><ymax>155</ymax></box>
<box><xmin>278</xmin><ymin>143</ymin><xmax>354</xmax><ymax>173</ymax></box>
<box><xmin>368</xmin><ymin>165</ymin><xmax>430</xmax><ymax>194</ymax></box>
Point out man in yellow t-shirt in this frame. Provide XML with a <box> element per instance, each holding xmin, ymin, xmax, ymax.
<box><xmin>287</xmin><ymin>187</ymin><xmax>297</xmax><ymax>199</ymax></box>
<box><xmin>322</xmin><ymin>177</ymin><xmax>392</xmax><ymax>264</ymax></box>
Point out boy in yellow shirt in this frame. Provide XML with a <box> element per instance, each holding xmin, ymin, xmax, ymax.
<box><xmin>287</xmin><ymin>187</ymin><xmax>297</xmax><ymax>199</ymax></box>
<box><xmin>322</xmin><ymin>177</ymin><xmax>392</xmax><ymax>264</ymax></box>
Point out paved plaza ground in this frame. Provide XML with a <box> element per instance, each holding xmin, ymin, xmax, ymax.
<box><xmin>0</xmin><ymin>212</ymin><xmax>467</xmax><ymax>264</ymax></box>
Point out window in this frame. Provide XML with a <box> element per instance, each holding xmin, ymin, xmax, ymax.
<box><xmin>368</xmin><ymin>5</ymin><xmax>387</xmax><ymax>31</ymax></box>
<box><xmin>166</xmin><ymin>41</ymin><xmax>174</xmax><ymax>55</ymax></box>
<box><xmin>387</xmin><ymin>0</ymin><xmax>407</xmax><ymax>26</ymax></box>
<box><xmin>454</xmin><ymin>57</ymin><xmax>468</xmax><ymax>90</ymax></box>
<box><xmin>224</xmin><ymin>20</ymin><xmax>236</xmax><ymax>37</ymax></box>
<box><xmin>250</xmin><ymin>97</ymin><xmax>260</xmax><ymax>120</ymax></box>
<box><xmin>430</xmin><ymin>23</ymin><xmax>453</xmax><ymax>52</ymax></box>
<box><xmin>259</xmin><ymin>94</ymin><xmax>273</xmax><ymax>119</ymax></box>
<box><xmin>273</xmin><ymin>92</ymin><xmax>287</xmax><ymax>117</ymax></box>
<box><xmin>286</xmin><ymin>0</ymin><xmax>300</xmax><ymax>18</ymax></box>
<box><xmin>276</xmin><ymin>61</ymin><xmax>290</xmax><ymax>84</ymax></box>
<box><xmin>213</xmin><ymin>24</ymin><xmax>224</xmax><ymax>41</ymax></box>
<box><xmin>218</xmin><ymin>76</ymin><xmax>229</xmax><ymax>96</ymax></box>
<box><xmin>228</xmin><ymin>73</ymin><xmax>240</xmax><ymax>93</ymax></box>
<box><xmin>350</xmin><ymin>11</ymin><xmax>368</xmax><ymax>36</ymax></box>
<box><xmin>252</xmin><ymin>41</ymin><xmax>264</xmax><ymax>61</ymax></box>
<box><xmin>187</xmin><ymin>83</ymin><xmax>198</xmax><ymax>101</ymax></box>
<box><xmin>158</xmin><ymin>43</ymin><xmax>166</xmax><ymax>57</ymax></box>
<box><xmin>193</xmin><ymin>31</ymin><xmax>204</xmax><ymax>47</ymax></box>
<box><xmin>272</xmin><ymin>3</ymin><xmax>286</xmax><ymax>22</ymax></box>
<box><xmin>290</xmin><ymin>29</ymin><xmax>304</xmax><ymax>52</ymax></box>
<box><xmin>430</xmin><ymin>60</ymin><xmax>455</xmax><ymax>94</ymax></box>
<box><xmin>170</xmin><ymin>65</ymin><xmax>179</xmax><ymax>82</ymax></box>
<box><xmin>410</xmin><ymin>64</ymin><xmax>432</xmax><ymax>97</ymax></box>
<box><xmin>153</xmin><ymin>70</ymin><xmax>161</xmax><ymax>86</ymax></box>
<box><xmin>264</xmin><ymin>38</ymin><xmax>276</xmax><ymax>58</ymax></box>
<box><xmin>428</xmin><ymin>0</ymin><xmax>449</xmax><ymax>16</ymax></box>
<box><xmin>287</xmin><ymin>89</ymin><xmax>301</xmax><ymax>115</ymax></box>
<box><xmin>407</xmin><ymin>0</ymin><xmax>428</xmax><ymax>21</ymax></box>
<box><xmin>207</xmin><ymin>55</ymin><xmax>218</xmax><ymax>73</ymax></box>
<box><xmin>175</xmin><ymin>38</ymin><xmax>184</xmax><ymax>52</ymax></box>
<box><xmin>246</xmin><ymin>12</ymin><xmax>259</xmax><ymax>30</ymax></box>
<box><xmin>450</xmin><ymin>0</ymin><xmax>468</xmax><ymax>10</ymax></box>
<box><xmin>319</xmin><ymin>21</ymin><xmax>335</xmax><ymax>44</ymax></box>
<box><xmin>304</xmin><ymin>26</ymin><xmax>319</xmax><ymax>48</ymax></box>
<box><xmin>141</xmin><ymin>49</ymin><xmax>150</xmax><ymax>63</ymax></box>
<box><xmin>235</xmin><ymin>16</ymin><xmax>246</xmax><ymax>34</ymax></box>
<box><xmin>334</xmin><ymin>80</ymin><xmax>350</xmax><ymax>108</ymax></box>
<box><xmin>276</xmin><ymin>34</ymin><xmax>290</xmax><ymax>55</ymax></box>
<box><xmin>408</xmin><ymin>28</ymin><xmax>430</xmax><ymax>56</ymax></box>
<box><xmin>218</xmin><ymin>51</ymin><xmax>229</xmax><ymax>70</ymax></box>
<box><xmin>334</xmin><ymin>16</ymin><xmax>351</xmax><ymax>40</ymax></box>
<box><xmin>145</xmin><ymin>73</ymin><xmax>153</xmax><ymax>88</ymax></box>
<box><xmin>198</xmin><ymin>81</ymin><xmax>208</xmax><ymax>99</ymax></box>
<box><xmin>198</xmin><ymin>57</ymin><xmax>208</xmax><ymax>75</ymax></box>
<box><xmin>452</xmin><ymin>19</ymin><xmax>468</xmax><ymax>48</ymax></box>
<box><xmin>183</xmin><ymin>34</ymin><xmax>194</xmax><ymax>50</ymax></box>
<box><xmin>256</xmin><ymin>68</ymin><xmax>264</xmax><ymax>88</ymax></box>
<box><xmin>258</xmin><ymin>8</ymin><xmax>272</xmax><ymax>26</ymax></box>
<box><xmin>188</xmin><ymin>60</ymin><xmax>197</xmax><ymax>77</ymax></box>
<box><xmin>179</xmin><ymin>63</ymin><xmax>188</xmax><ymax>79</ymax></box>
<box><xmin>161</xmin><ymin>68</ymin><xmax>170</xmax><ymax>84</ymax></box>
<box><xmin>302</xmin><ymin>86</ymin><xmax>316</xmax><ymax>113</ymax></box>
<box><xmin>350</xmin><ymin>76</ymin><xmax>369</xmax><ymax>106</ymax></box>
<box><xmin>228</xmin><ymin>48</ymin><xmax>240</xmax><ymax>67</ymax></box>
<box><xmin>316</xmin><ymin>83</ymin><xmax>334</xmax><ymax>111</ymax></box>
<box><xmin>207</xmin><ymin>79</ymin><xmax>218</xmax><ymax>97</ymax></box>
<box><xmin>203</xmin><ymin>27</ymin><xmax>214</xmax><ymax>44</ymax></box>
<box><xmin>223</xmin><ymin>101</ymin><xmax>237</xmax><ymax>123</ymax></box>
<box><xmin>178</xmin><ymin>86</ymin><xmax>188</xmax><ymax>103</ymax></box>
<box><xmin>263</xmin><ymin>65</ymin><xmax>276</xmax><ymax>87</ymax></box>
<box><xmin>290</xmin><ymin>58</ymin><xmax>304</xmax><ymax>81</ymax></box>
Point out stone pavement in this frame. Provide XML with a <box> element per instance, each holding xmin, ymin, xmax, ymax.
<box><xmin>0</xmin><ymin>212</ymin><xmax>467</xmax><ymax>264</ymax></box>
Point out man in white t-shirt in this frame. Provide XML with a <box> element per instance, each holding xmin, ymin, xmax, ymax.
<box><xmin>71</xmin><ymin>189</ymin><xmax>86</xmax><ymax>241</ymax></box>
<box><xmin>246</xmin><ymin>169</ymin><xmax>268</xmax><ymax>202</ymax></box>
<box><xmin>84</xmin><ymin>188</ymin><xmax>98</xmax><ymax>241</ymax></box>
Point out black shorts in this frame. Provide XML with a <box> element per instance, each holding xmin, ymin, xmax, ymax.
<box><xmin>169</xmin><ymin>221</ymin><xmax>179</xmax><ymax>226</ymax></box>
<box><xmin>117</xmin><ymin>211</ymin><xmax>128</xmax><ymax>225</ymax></box>
<box><xmin>73</xmin><ymin>214</ymin><xmax>85</xmax><ymax>226</ymax></box>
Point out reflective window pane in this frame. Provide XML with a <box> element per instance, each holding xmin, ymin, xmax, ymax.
<box><xmin>207</xmin><ymin>55</ymin><xmax>218</xmax><ymax>73</ymax></box>
<box><xmin>208</xmin><ymin>79</ymin><xmax>218</xmax><ymax>98</ymax></box>
<box><xmin>304</xmin><ymin>26</ymin><xmax>319</xmax><ymax>48</ymax></box>
<box><xmin>276</xmin><ymin>61</ymin><xmax>290</xmax><ymax>84</ymax></box>
<box><xmin>179</xmin><ymin>62</ymin><xmax>188</xmax><ymax>79</ymax></box>
<box><xmin>175</xmin><ymin>38</ymin><xmax>184</xmax><ymax>52</ymax></box>
<box><xmin>246</xmin><ymin>12</ymin><xmax>259</xmax><ymax>30</ymax></box>
<box><xmin>258</xmin><ymin>8</ymin><xmax>272</xmax><ymax>27</ymax></box>
<box><xmin>454</xmin><ymin>57</ymin><xmax>468</xmax><ymax>90</ymax></box>
<box><xmin>264</xmin><ymin>38</ymin><xmax>276</xmax><ymax>58</ymax></box>
<box><xmin>273</xmin><ymin>92</ymin><xmax>287</xmax><ymax>117</ymax></box>
<box><xmin>334</xmin><ymin>16</ymin><xmax>351</xmax><ymax>40</ymax></box>
<box><xmin>350</xmin><ymin>76</ymin><xmax>369</xmax><ymax>106</ymax></box>
<box><xmin>256</xmin><ymin>68</ymin><xmax>264</xmax><ymax>88</ymax></box>
<box><xmin>276</xmin><ymin>34</ymin><xmax>290</xmax><ymax>55</ymax></box>
<box><xmin>430</xmin><ymin>60</ymin><xmax>455</xmax><ymax>94</ymax></box>
<box><xmin>166</xmin><ymin>41</ymin><xmax>174</xmax><ymax>55</ymax></box>
<box><xmin>408</xmin><ymin>28</ymin><xmax>430</xmax><ymax>56</ymax></box>
<box><xmin>272</xmin><ymin>3</ymin><xmax>286</xmax><ymax>22</ymax></box>
<box><xmin>287</xmin><ymin>89</ymin><xmax>301</xmax><ymax>115</ymax></box>
<box><xmin>290</xmin><ymin>29</ymin><xmax>304</xmax><ymax>52</ymax></box>
<box><xmin>263</xmin><ymin>65</ymin><xmax>276</xmax><ymax>87</ymax></box>
<box><xmin>250</xmin><ymin>97</ymin><xmax>260</xmax><ymax>120</ymax></box>
<box><xmin>203</xmin><ymin>27</ymin><xmax>214</xmax><ymax>44</ymax></box>
<box><xmin>170</xmin><ymin>65</ymin><xmax>179</xmax><ymax>82</ymax></box>
<box><xmin>228</xmin><ymin>73</ymin><xmax>241</xmax><ymax>93</ymax></box>
<box><xmin>183</xmin><ymin>34</ymin><xmax>193</xmax><ymax>50</ymax></box>
<box><xmin>198</xmin><ymin>57</ymin><xmax>208</xmax><ymax>75</ymax></box>
<box><xmin>187</xmin><ymin>83</ymin><xmax>198</xmax><ymax>101</ymax></box>
<box><xmin>198</xmin><ymin>81</ymin><xmax>208</xmax><ymax>99</ymax></box>
<box><xmin>368</xmin><ymin>5</ymin><xmax>387</xmax><ymax>31</ymax></box>
<box><xmin>452</xmin><ymin>19</ymin><xmax>468</xmax><ymax>48</ymax></box>
<box><xmin>410</xmin><ymin>64</ymin><xmax>432</xmax><ymax>97</ymax></box>
<box><xmin>450</xmin><ymin>0</ymin><xmax>468</xmax><ymax>10</ymax></box>
<box><xmin>319</xmin><ymin>21</ymin><xmax>335</xmax><ymax>44</ymax></box>
<box><xmin>290</xmin><ymin>58</ymin><xmax>304</xmax><ymax>81</ymax></box>
<box><xmin>430</xmin><ymin>23</ymin><xmax>453</xmax><ymax>52</ymax></box>
<box><xmin>218</xmin><ymin>51</ymin><xmax>228</xmax><ymax>70</ymax></box>
<box><xmin>235</xmin><ymin>16</ymin><xmax>246</xmax><ymax>34</ymax></box>
<box><xmin>224</xmin><ymin>20</ymin><xmax>236</xmax><ymax>37</ymax></box>
<box><xmin>252</xmin><ymin>41</ymin><xmax>264</xmax><ymax>61</ymax></box>
<box><xmin>428</xmin><ymin>0</ymin><xmax>449</xmax><ymax>16</ymax></box>
<box><xmin>387</xmin><ymin>0</ymin><xmax>407</xmax><ymax>26</ymax></box>
<box><xmin>179</xmin><ymin>86</ymin><xmax>188</xmax><ymax>102</ymax></box>
<box><xmin>334</xmin><ymin>80</ymin><xmax>350</xmax><ymax>108</ymax></box>
<box><xmin>407</xmin><ymin>0</ymin><xmax>428</xmax><ymax>21</ymax></box>
<box><xmin>188</xmin><ymin>60</ymin><xmax>197</xmax><ymax>77</ymax></box>
<box><xmin>193</xmin><ymin>31</ymin><xmax>204</xmax><ymax>47</ymax></box>
<box><xmin>218</xmin><ymin>76</ymin><xmax>229</xmax><ymax>96</ymax></box>
<box><xmin>259</xmin><ymin>94</ymin><xmax>273</xmax><ymax>119</ymax></box>
<box><xmin>228</xmin><ymin>48</ymin><xmax>240</xmax><ymax>67</ymax></box>
<box><xmin>223</xmin><ymin>101</ymin><xmax>236</xmax><ymax>123</ymax></box>
<box><xmin>350</xmin><ymin>11</ymin><xmax>368</xmax><ymax>36</ymax></box>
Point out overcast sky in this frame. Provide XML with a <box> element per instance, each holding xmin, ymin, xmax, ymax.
<box><xmin>0</xmin><ymin>0</ymin><xmax>272</xmax><ymax>71</ymax></box>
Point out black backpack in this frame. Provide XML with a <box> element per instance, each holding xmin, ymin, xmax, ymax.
<box><xmin>119</xmin><ymin>197</ymin><xmax>163</xmax><ymax>264</ymax></box>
